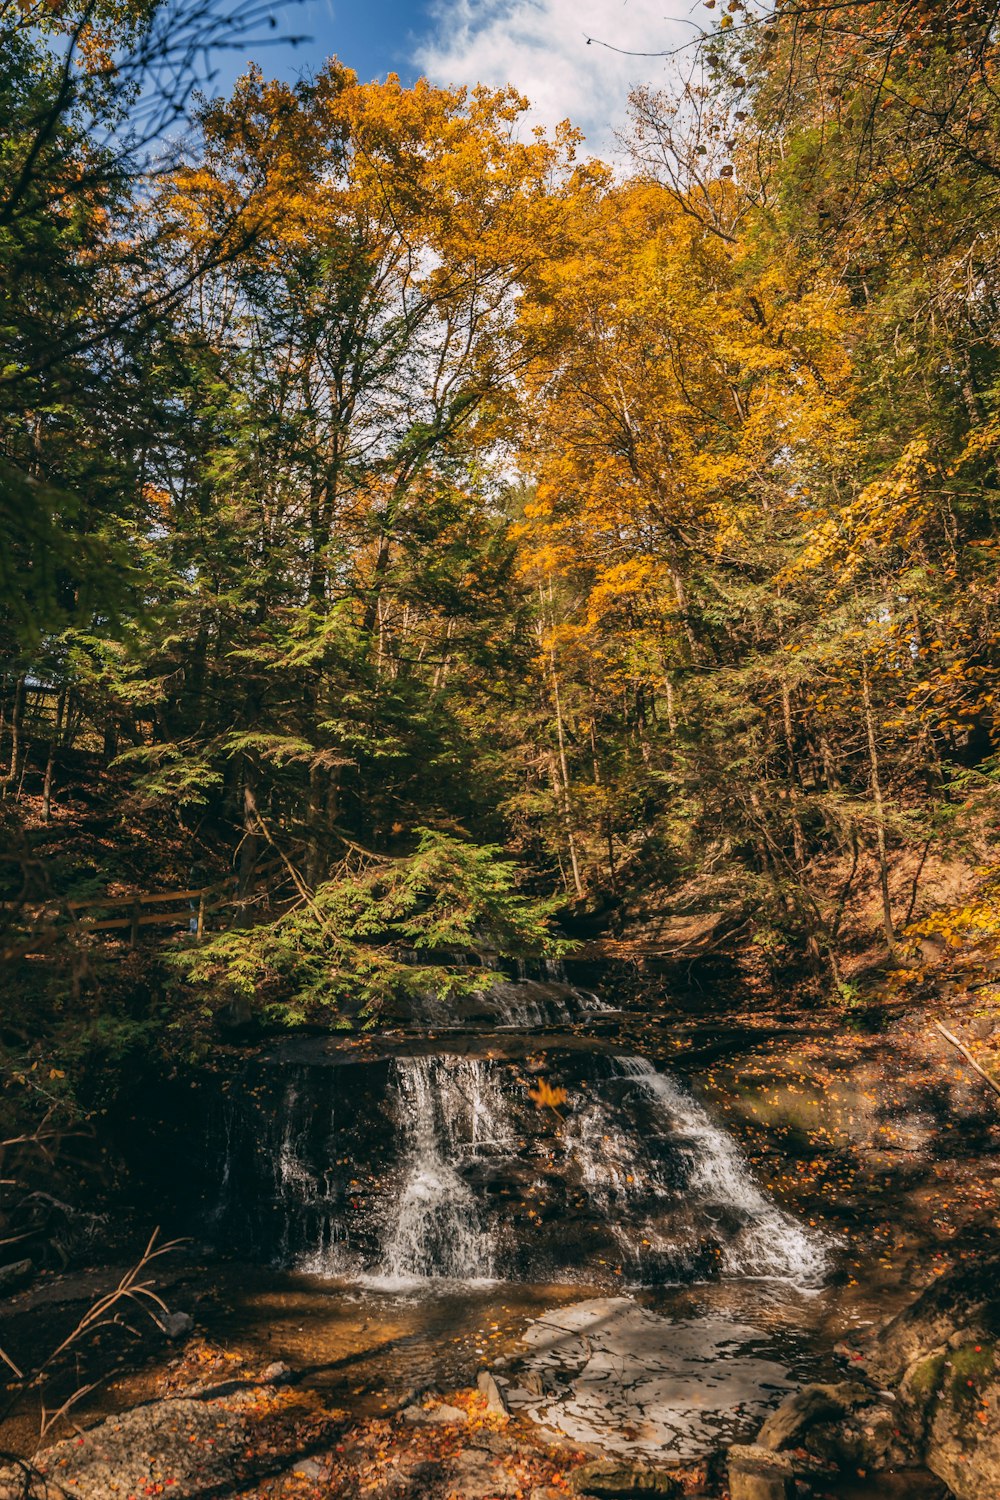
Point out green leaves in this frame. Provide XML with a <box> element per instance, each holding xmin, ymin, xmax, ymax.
<box><xmin>114</xmin><ymin>741</ymin><xmax>224</xmax><ymax>806</ymax></box>
<box><xmin>377</xmin><ymin>828</ymin><xmax>570</xmax><ymax>955</ymax></box>
<box><xmin>173</xmin><ymin>829</ymin><xmax>572</xmax><ymax>1028</ymax></box>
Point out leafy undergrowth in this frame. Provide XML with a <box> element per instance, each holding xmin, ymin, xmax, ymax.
<box><xmin>132</xmin><ymin>1342</ymin><xmax>713</xmax><ymax>1500</ymax></box>
<box><xmin>244</xmin><ymin>1393</ymin><xmax>711</xmax><ymax>1500</ymax></box>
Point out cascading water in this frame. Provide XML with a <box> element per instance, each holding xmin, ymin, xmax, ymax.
<box><xmin>190</xmin><ymin>1000</ymin><xmax>837</xmax><ymax>1471</ymax></box>
<box><xmin>611</xmin><ymin>1058</ymin><xmax>828</xmax><ymax>1283</ymax></box>
<box><xmin>378</xmin><ymin>1058</ymin><xmax>515</xmax><ymax>1283</ymax></box>
<box><xmin>406</xmin><ymin>957</ymin><xmax>612</xmax><ymax>1030</ymax></box>
<box><xmin>206</xmin><ymin>1045</ymin><xmax>826</xmax><ymax>1289</ymax></box>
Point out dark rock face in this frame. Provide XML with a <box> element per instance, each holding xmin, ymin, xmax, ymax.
<box><xmin>190</xmin><ymin>1042</ymin><xmax>823</xmax><ymax>1287</ymax></box>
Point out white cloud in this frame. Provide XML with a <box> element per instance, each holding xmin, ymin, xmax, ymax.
<box><xmin>414</xmin><ymin>0</ymin><xmax>695</xmax><ymax>156</ymax></box>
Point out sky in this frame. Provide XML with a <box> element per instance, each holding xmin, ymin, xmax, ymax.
<box><xmin>208</xmin><ymin>0</ymin><xmax>695</xmax><ymax>155</ymax></box>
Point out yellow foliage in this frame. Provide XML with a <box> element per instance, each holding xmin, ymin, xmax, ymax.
<box><xmin>527</xmin><ymin>1079</ymin><xmax>568</xmax><ymax>1112</ymax></box>
<box><xmin>785</xmin><ymin>438</ymin><xmax>935</xmax><ymax>585</ymax></box>
<box><xmin>513</xmin><ymin>174</ymin><xmax>857</xmax><ymax>684</ymax></box>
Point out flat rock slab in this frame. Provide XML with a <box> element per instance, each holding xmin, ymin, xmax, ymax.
<box><xmin>402</xmin><ymin>1401</ymin><xmax>469</xmax><ymax>1425</ymax></box>
<box><xmin>507</xmin><ymin>1297</ymin><xmax>796</xmax><ymax>1460</ymax></box>
<box><xmin>0</xmin><ymin>1398</ymin><xmax>246</xmax><ymax>1499</ymax></box>
<box><xmin>0</xmin><ymin>1386</ymin><xmax>340</xmax><ymax>1500</ymax></box>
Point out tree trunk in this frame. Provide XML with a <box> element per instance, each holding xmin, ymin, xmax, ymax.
<box><xmin>236</xmin><ymin>758</ymin><xmax>261</xmax><ymax>919</ymax></box>
<box><xmin>861</xmin><ymin>656</ymin><xmax>895</xmax><ymax>954</ymax></box>
<box><xmin>550</xmin><ymin>661</ymin><xmax>583</xmax><ymax>898</ymax></box>
<box><xmin>42</xmin><ymin>686</ymin><xmax>68</xmax><ymax>823</ymax></box>
<box><xmin>2</xmin><ymin>675</ymin><xmax>25</xmax><ymax>796</ymax></box>
<box><xmin>780</xmin><ymin>680</ymin><xmax>822</xmax><ymax>963</ymax></box>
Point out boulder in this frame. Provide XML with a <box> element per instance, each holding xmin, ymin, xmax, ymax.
<box><xmin>898</xmin><ymin>1336</ymin><xmax>1000</xmax><ymax>1500</ymax></box>
<box><xmin>726</xmin><ymin>1445</ymin><xmax>795</xmax><ymax>1500</ymax></box>
<box><xmin>402</xmin><ymin>1401</ymin><xmax>468</xmax><ymax>1425</ymax></box>
<box><xmin>290</xmin><ymin>1457</ymin><xmax>328</xmax><ymax>1481</ymax></box>
<box><xmin>156</xmin><ymin>1309</ymin><xmax>194</xmax><ymax>1340</ymax></box>
<box><xmin>476</xmin><ymin>1369</ymin><xmax>509</xmax><ymax>1415</ymax></box>
<box><xmin>757</xmin><ymin>1381</ymin><xmax>874</xmax><ymax>1450</ymax></box>
<box><xmin>753</xmin><ymin>1380</ymin><xmax>914</xmax><ymax>1480</ymax></box>
<box><xmin>568</xmin><ymin>1459</ymin><xmax>682</xmax><ymax>1498</ymax></box>
<box><xmin>0</xmin><ymin>1259</ymin><xmax>32</xmax><ymax>1294</ymax></box>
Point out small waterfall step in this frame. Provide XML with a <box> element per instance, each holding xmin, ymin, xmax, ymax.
<box><xmin>405</xmin><ymin>976</ymin><xmax>614</xmax><ymax>1031</ymax></box>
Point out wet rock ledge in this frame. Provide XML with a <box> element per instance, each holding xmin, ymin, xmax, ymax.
<box><xmin>731</xmin><ymin>1250</ymin><xmax>1000</xmax><ymax>1499</ymax></box>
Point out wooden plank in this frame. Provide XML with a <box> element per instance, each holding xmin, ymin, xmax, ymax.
<box><xmin>63</xmin><ymin>865</ymin><xmax>270</xmax><ymax>911</ymax></box>
<box><xmin>8</xmin><ymin>858</ymin><xmax>281</xmax><ymax>917</ymax></box>
<box><xmin>2</xmin><ymin>855</ymin><xmax>288</xmax><ymax>953</ymax></box>
<box><xmin>9</xmin><ymin>900</ymin><xmax>226</xmax><ymax>934</ymax></box>
<box><xmin>65</xmin><ymin>887</ymin><xmax>221</xmax><ymax>911</ymax></box>
<box><xmin>5</xmin><ymin>909</ymin><xmax>214</xmax><ymax>949</ymax></box>
<box><xmin>78</xmin><ymin>907</ymin><xmax>224</xmax><ymax>932</ymax></box>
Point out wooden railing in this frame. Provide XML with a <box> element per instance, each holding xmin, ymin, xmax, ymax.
<box><xmin>65</xmin><ymin>886</ymin><xmax>220</xmax><ymax>943</ymax></box>
<box><xmin>1</xmin><ymin>861</ymin><xmax>284</xmax><ymax>961</ymax></box>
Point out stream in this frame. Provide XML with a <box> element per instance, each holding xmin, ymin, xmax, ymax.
<box><xmin>188</xmin><ymin>971</ymin><xmax>841</xmax><ymax>1459</ymax></box>
<box><xmin>6</xmin><ymin>965</ymin><xmax>973</xmax><ymax>1489</ymax></box>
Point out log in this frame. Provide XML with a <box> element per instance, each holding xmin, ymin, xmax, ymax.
<box><xmin>934</xmin><ymin>1021</ymin><xmax>1000</xmax><ymax>1101</ymax></box>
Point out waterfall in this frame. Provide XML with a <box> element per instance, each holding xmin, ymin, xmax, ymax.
<box><xmin>369</xmin><ymin>1054</ymin><xmax>825</xmax><ymax>1287</ymax></box>
<box><xmin>614</xmin><ymin>1057</ymin><xmax>828</xmax><ymax>1284</ymax></box>
<box><xmin>376</xmin><ymin>1057</ymin><xmax>517</xmax><ymax>1283</ymax></box>
<box><xmin>487</xmin><ymin>981</ymin><xmax>573</xmax><ymax>1028</ymax></box>
<box><xmin>485</xmin><ymin>978</ymin><xmax>612</xmax><ymax>1028</ymax></box>
<box><xmin>271</xmin><ymin>1076</ymin><xmax>352</xmax><ymax>1275</ymax></box>
<box><xmin>407</xmin><ymin>954</ymin><xmax>611</xmax><ymax>1030</ymax></box>
<box><xmin>206</xmin><ymin>1046</ymin><xmax>826</xmax><ymax>1290</ymax></box>
<box><xmin>513</xmin><ymin>957</ymin><xmax>568</xmax><ymax>981</ymax></box>
<box><xmin>414</xmin><ymin>979</ymin><xmax>611</xmax><ymax>1029</ymax></box>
